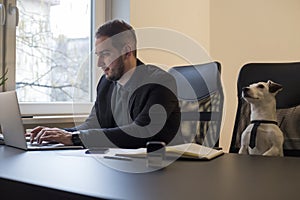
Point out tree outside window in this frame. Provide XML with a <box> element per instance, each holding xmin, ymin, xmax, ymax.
<box><xmin>16</xmin><ymin>0</ymin><xmax>91</xmax><ymax>102</ymax></box>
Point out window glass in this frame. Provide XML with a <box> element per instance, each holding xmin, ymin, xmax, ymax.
<box><xmin>16</xmin><ymin>0</ymin><xmax>91</xmax><ymax>102</ymax></box>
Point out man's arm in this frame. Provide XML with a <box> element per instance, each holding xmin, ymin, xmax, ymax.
<box><xmin>78</xmin><ymin>83</ymin><xmax>181</xmax><ymax>149</ymax></box>
<box><xmin>29</xmin><ymin>106</ymin><xmax>100</xmax><ymax>144</ymax></box>
<box><xmin>64</xmin><ymin>106</ymin><xmax>101</xmax><ymax>132</ymax></box>
<box><xmin>30</xmin><ymin>75</ymin><xmax>181</xmax><ymax>148</ymax></box>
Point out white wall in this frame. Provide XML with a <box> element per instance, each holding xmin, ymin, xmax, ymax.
<box><xmin>210</xmin><ymin>0</ymin><xmax>300</xmax><ymax>151</ymax></box>
<box><xmin>111</xmin><ymin>0</ymin><xmax>130</xmax><ymax>23</ymax></box>
<box><xmin>130</xmin><ymin>0</ymin><xmax>210</xmax><ymax>68</ymax></box>
<box><xmin>130</xmin><ymin>0</ymin><xmax>300</xmax><ymax>151</ymax></box>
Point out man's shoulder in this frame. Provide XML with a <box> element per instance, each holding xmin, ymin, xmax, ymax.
<box><xmin>137</xmin><ymin>64</ymin><xmax>173</xmax><ymax>81</ymax></box>
<box><xmin>133</xmin><ymin>64</ymin><xmax>177</xmax><ymax>93</ymax></box>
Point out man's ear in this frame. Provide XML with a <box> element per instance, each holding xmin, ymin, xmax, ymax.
<box><xmin>121</xmin><ymin>45</ymin><xmax>132</xmax><ymax>58</ymax></box>
<box><xmin>268</xmin><ymin>80</ymin><xmax>283</xmax><ymax>94</ymax></box>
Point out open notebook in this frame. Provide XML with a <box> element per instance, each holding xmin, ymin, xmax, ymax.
<box><xmin>115</xmin><ymin>143</ymin><xmax>224</xmax><ymax>160</ymax></box>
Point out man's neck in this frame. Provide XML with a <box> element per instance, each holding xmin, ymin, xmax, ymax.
<box><xmin>118</xmin><ymin>57</ymin><xmax>138</xmax><ymax>86</ymax></box>
<box><xmin>118</xmin><ymin>67</ymin><xmax>136</xmax><ymax>86</ymax></box>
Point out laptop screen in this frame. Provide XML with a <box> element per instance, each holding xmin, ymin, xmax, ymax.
<box><xmin>0</xmin><ymin>91</ymin><xmax>27</xmax><ymax>150</ymax></box>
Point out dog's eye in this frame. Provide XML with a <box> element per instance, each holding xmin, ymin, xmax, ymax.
<box><xmin>257</xmin><ymin>84</ymin><xmax>265</xmax><ymax>89</ymax></box>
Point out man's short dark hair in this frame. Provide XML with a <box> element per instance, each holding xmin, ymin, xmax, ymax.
<box><xmin>96</xmin><ymin>19</ymin><xmax>137</xmax><ymax>57</ymax></box>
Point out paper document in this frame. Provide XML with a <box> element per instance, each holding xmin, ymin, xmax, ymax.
<box><xmin>115</xmin><ymin>143</ymin><xmax>224</xmax><ymax>160</ymax></box>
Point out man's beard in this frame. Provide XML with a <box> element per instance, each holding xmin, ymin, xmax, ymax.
<box><xmin>106</xmin><ymin>57</ymin><xmax>125</xmax><ymax>81</ymax></box>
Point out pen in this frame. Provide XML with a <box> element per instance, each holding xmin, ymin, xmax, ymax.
<box><xmin>103</xmin><ymin>155</ymin><xmax>132</xmax><ymax>161</ymax></box>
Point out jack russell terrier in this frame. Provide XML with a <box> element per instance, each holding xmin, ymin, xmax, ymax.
<box><xmin>239</xmin><ymin>80</ymin><xmax>284</xmax><ymax>156</ymax></box>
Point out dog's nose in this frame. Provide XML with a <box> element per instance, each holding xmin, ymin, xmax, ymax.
<box><xmin>242</xmin><ymin>87</ymin><xmax>249</xmax><ymax>92</ymax></box>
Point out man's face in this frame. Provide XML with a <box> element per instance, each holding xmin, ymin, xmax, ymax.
<box><xmin>95</xmin><ymin>36</ymin><xmax>124</xmax><ymax>81</ymax></box>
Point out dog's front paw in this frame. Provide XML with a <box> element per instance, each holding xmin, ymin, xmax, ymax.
<box><xmin>238</xmin><ymin>146</ymin><xmax>249</xmax><ymax>154</ymax></box>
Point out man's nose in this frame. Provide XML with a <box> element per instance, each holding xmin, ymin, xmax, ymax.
<box><xmin>100</xmin><ymin>66</ymin><xmax>108</xmax><ymax>71</ymax></box>
<box><xmin>97</xmin><ymin>57</ymin><xmax>106</xmax><ymax>69</ymax></box>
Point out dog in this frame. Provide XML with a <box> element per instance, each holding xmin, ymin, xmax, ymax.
<box><xmin>239</xmin><ymin>80</ymin><xmax>284</xmax><ymax>156</ymax></box>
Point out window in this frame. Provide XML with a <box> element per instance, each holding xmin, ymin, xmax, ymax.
<box><xmin>16</xmin><ymin>0</ymin><xmax>92</xmax><ymax>103</ymax></box>
<box><xmin>1</xmin><ymin>0</ymin><xmax>107</xmax><ymax>115</ymax></box>
<box><xmin>0</xmin><ymin>0</ymin><xmax>7</xmax><ymax>92</ymax></box>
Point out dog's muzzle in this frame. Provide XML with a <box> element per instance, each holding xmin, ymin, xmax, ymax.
<box><xmin>242</xmin><ymin>87</ymin><xmax>251</xmax><ymax>98</ymax></box>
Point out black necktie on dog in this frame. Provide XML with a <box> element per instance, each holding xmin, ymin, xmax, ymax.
<box><xmin>249</xmin><ymin>120</ymin><xmax>278</xmax><ymax>149</ymax></box>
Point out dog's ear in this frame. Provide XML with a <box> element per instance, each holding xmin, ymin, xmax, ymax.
<box><xmin>268</xmin><ymin>80</ymin><xmax>283</xmax><ymax>94</ymax></box>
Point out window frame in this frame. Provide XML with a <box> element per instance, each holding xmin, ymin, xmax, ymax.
<box><xmin>8</xmin><ymin>0</ymin><xmax>108</xmax><ymax>116</ymax></box>
<box><xmin>0</xmin><ymin>0</ymin><xmax>4</xmax><ymax>92</ymax></box>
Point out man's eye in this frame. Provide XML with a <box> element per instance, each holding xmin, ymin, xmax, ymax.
<box><xmin>257</xmin><ymin>84</ymin><xmax>265</xmax><ymax>89</ymax></box>
<box><xmin>96</xmin><ymin>51</ymin><xmax>110</xmax><ymax>57</ymax></box>
<box><xmin>102</xmin><ymin>52</ymin><xmax>110</xmax><ymax>56</ymax></box>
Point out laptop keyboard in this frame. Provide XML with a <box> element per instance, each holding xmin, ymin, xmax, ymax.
<box><xmin>27</xmin><ymin>141</ymin><xmax>60</xmax><ymax>147</ymax></box>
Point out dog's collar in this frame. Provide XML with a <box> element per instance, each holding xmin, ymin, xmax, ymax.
<box><xmin>250</xmin><ymin>120</ymin><xmax>278</xmax><ymax>125</ymax></box>
<box><xmin>249</xmin><ymin>120</ymin><xmax>278</xmax><ymax>149</ymax></box>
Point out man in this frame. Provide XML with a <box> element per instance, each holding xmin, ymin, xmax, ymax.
<box><xmin>29</xmin><ymin>19</ymin><xmax>181</xmax><ymax>149</ymax></box>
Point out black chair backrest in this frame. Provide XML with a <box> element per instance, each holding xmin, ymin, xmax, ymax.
<box><xmin>230</xmin><ymin>62</ymin><xmax>300</xmax><ymax>156</ymax></box>
<box><xmin>168</xmin><ymin>62</ymin><xmax>224</xmax><ymax>148</ymax></box>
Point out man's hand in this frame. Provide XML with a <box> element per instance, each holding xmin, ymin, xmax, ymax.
<box><xmin>28</xmin><ymin>126</ymin><xmax>73</xmax><ymax>145</ymax></box>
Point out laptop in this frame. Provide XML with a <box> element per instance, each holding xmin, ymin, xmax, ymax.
<box><xmin>0</xmin><ymin>91</ymin><xmax>83</xmax><ymax>150</ymax></box>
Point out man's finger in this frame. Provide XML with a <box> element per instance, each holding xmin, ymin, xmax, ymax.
<box><xmin>30</xmin><ymin>126</ymin><xmax>47</xmax><ymax>143</ymax></box>
<box><xmin>39</xmin><ymin>134</ymin><xmax>58</xmax><ymax>143</ymax></box>
<box><xmin>37</xmin><ymin>130</ymin><xmax>61</xmax><ymax>144</ymax></box>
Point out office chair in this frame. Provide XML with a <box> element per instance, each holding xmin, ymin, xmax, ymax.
<box><xmin>168</xmin><ymin>62</ymin><xmax>224</xmax><ymax>148</ymax></box>
<box><xmin>230</xmin><ymin>62</ymin><xmax>300</xmax><ymax>156</ymax></box>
